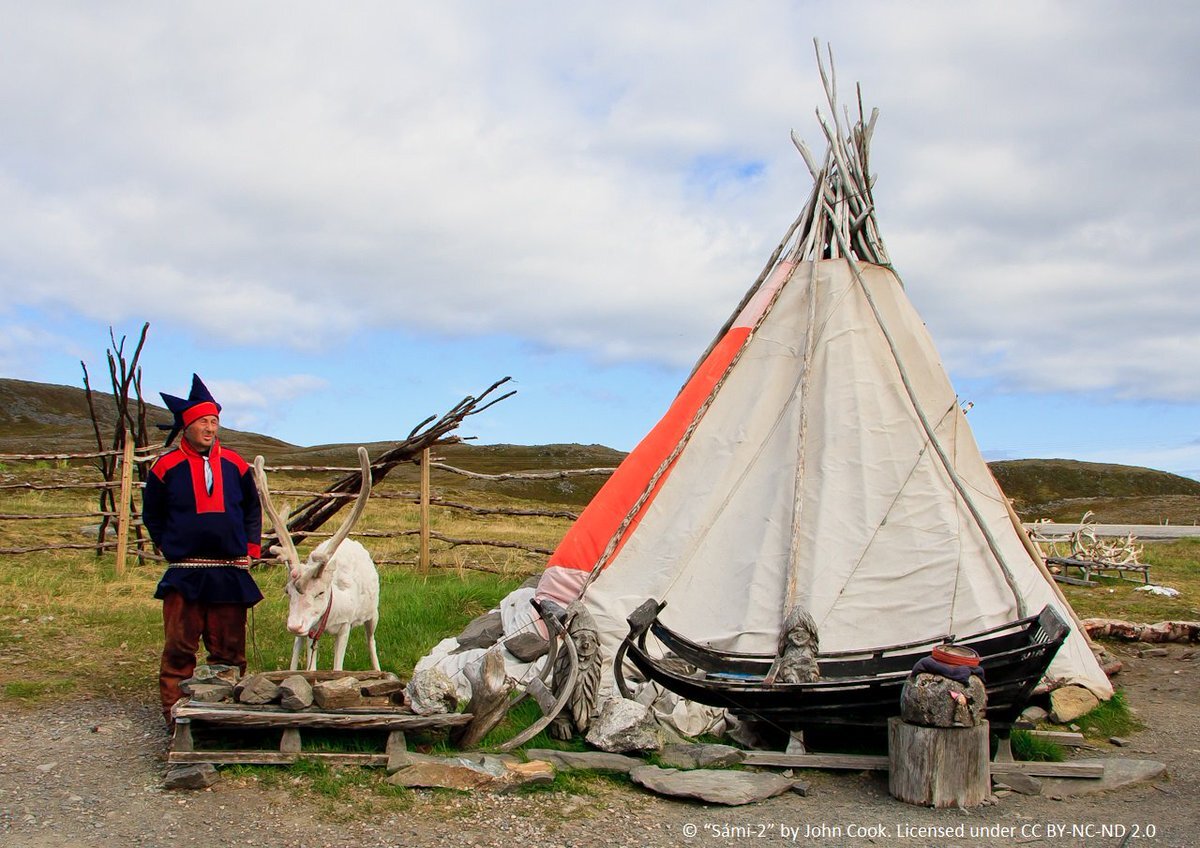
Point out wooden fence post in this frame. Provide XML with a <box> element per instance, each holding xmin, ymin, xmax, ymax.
<box><xmin>419</xmin><ymin>448</ymin><xmax>431</xmax><ymax>575</ymax></box>
<box><xmin>114</xmin><ymin>431</ymin><xmax>135</xmax><ymax>576</ymax></box>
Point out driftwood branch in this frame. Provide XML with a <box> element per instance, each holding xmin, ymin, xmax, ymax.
<box><xmin>270</xmin><ymin>378</ymin><xmax>515</xmax><ymax>544</ymax></box>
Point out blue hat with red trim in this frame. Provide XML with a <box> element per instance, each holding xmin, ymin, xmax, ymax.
<box><xmin>158</xmin><ymin>374</ymin><xmax>221</xmax><ymax>446</ymax></box>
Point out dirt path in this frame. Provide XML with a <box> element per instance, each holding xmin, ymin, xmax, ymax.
<box><xmin>1</xmin><ymin>642</ymin><xmax>1196</xmax><ymax>848</ymax></box>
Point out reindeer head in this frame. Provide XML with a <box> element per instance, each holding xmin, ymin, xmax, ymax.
<box><xmin>253</xmin><ymin>447</ymin><xmax>373</xmax><ymax>636</ymax></box>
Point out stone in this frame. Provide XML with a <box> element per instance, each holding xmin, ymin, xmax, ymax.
<box><xmin>502</xmin><ymin>760</ymin><xmax>555</xmax><ymax>788</ymax></box>
<box><xmin>900</xmin><ymin>673</ymin><xmax>987</xmax><ymax>727</ymax></box>
<box><xmin>455</xmin><ymin>610</ymin><xmax>504</xmax><ymax>650</ymax></box>
<box><xmin>235</xmin><ymin>674</ymin><xmax>280</xmax><ymax>705</ymax></box>
<box><xmin>630</xmin><ymin>765</ymin><xmax>794</xmax><ymax>805</ymax></box>
<box><xmin>406</xmin><ymin>668</ymin><xmax>459</xmax><ymax>715</ymax></box>
<box><xmin>188</xmin><ymin>664</ymin><xmax>240</xmax><ymax>685</ymax></box>
<box><xmin>1015</xmin><ymin>705</ymin><xmax>1048</xmax><ymax>728</ymax></box>
<box><xmin>385</xmin><ymin>755</ymin><xmax>554</xmax><ymax>792</ymax></box>
<box><xmin>585</xmin><ymin>698</ymin><xmax>664</xmax><ymax>753</ymax></box>
<box><xmin>388</xmin><ymin>759</ymin><xmax>498</xmax><ymax>791</ymax></box>
<box><xmin>993</xmin><ymin>772</ymin><xmax>1043</xmax><ymax>795</ymax></box>
<box><xmin>657</xmin><ymin>743</ymin><xmax>745</xmax><ymax>770</ymax></box>
<box><xmin>790</xmin><ymin>780</ymin><xmax>810</xmax><ymax>796</ymax></box>
<box><xmin>504</xmin><ymin>631</ymin><xmax>550</xmax><ymax>662</ymax></box>
<box><xmin>1038</xmin><ymin>759</ymin><xmax>1167</xmax><ymax>797</ymax></box>
<box><xmin>1139</xmin><ymin>647</ymin><xmax>1169</xmax><ymax>658</ymax></box>
<box><xmin>313</xmin><ymin>676</ymin><xmax>362</xmax><ymax>710</ymax></box>
<box><xmin>1109</xmin><ymin>736</ymin><xmax>1130</xmax><ymax>747</ymax></box>
<box><xmin>185</xmin><ymin>682</ymin><xmax>234</xmax><ymax>703</ymax></box>
<box><xmin>278</xmin><ymin>675</ymin><xmax>314</xmax><ymax>710</ymax></box>
<box><xmin>162</xmin><ymin>764</ymin><xmax>219</xmax><ymax>790</ymax></box>
<box><xmin>360</xmin><ymin>678</ymin><xmax>406</xmax><ymax>698</ymax></box>
<box><xmin>525</xmin><ymin>748</ymin><xmax>645</xmax><ymax>773</ymax></box>
<box><xmin>1049</xmin><ymin>685</ymin><xmax>1100</xmax><ymax>724</ymax></box>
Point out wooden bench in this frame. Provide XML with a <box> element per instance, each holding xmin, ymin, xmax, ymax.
<box><xmin>1046</xmin><ymin>556</ymin><xmax>1150</xmax><ymax>586</ymax></box>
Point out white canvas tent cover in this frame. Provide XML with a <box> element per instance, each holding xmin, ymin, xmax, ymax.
<box><xmin>533</xmin><ymin>48</ymin><xmax>1114</xmax><ymax>702</ymax></box>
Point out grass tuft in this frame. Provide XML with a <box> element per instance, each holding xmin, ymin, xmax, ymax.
<box><xmin>1075</xmin><ymin>689</ymin><xmax>1141</xmax><ymax>739</ymax></box>
<box><xmin>1010</xmin><ymin>730</ymin><xmax>1066</xmax><ymax>762</ymax></box>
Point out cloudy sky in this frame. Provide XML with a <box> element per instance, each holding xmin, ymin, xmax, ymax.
<box><xmin>2</xmin><ymin>2</ymin><xmax>1198</xmax><ymax>479</ymax></box>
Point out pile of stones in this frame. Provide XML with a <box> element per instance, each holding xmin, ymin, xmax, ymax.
<box><xmin>179</xmin><ymin>664</ymin><xmax>408</xmax><ymax>711</ymax></box>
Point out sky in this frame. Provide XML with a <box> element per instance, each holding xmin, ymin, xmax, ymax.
<box><xmin>1</xmin><ymin>2</ymin><xmax>1198</xmax><ymax>480</ymax></box>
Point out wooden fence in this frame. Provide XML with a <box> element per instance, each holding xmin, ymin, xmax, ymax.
<box><xmin>0</xmin><ymin>444</ymin><xmax>615</xmax><ymax>576</ymax></box>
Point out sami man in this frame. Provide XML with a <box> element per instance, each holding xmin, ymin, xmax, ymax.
<box><xmin>143</xmin><ymin>374</ymin><xmax>263</xmax><ymax>727</ymax></box>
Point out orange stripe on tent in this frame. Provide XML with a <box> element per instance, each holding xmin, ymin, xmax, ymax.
<box><xmin>546</xmin><ymin>325</ymin><xmax>752</xmax><ymax>574</ymax></box>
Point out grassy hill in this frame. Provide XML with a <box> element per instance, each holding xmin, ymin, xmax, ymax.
<box><xmin>991</xmin><ymin>459</ymin><xmax>1200</xmax><ymax>524</ymax></box>
<box><xmin>3</xmin><ymin>377</ymin><xmax>1198</xmax><ymax>521</ymax></box>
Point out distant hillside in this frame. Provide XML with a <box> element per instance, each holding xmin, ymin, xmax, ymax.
<box><xmin>2</xmin><ymin>377</ymin><xmax>1198</xmax><ymax>520</ymax></box>
<box><xmin>0</xmin><ymin>377</ymin><xmax>624</xmax><ymax>507</ymax></box>
<box><xmin>991</xmin><ymin>458</ymin><xmax>1200</xmax><ymax>525</ymax></box>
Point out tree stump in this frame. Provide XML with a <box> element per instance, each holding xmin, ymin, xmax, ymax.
<box><xmin>888</xmin><ymin>717</ymin><xmax>989</xmax><ymax>808</ymax></box>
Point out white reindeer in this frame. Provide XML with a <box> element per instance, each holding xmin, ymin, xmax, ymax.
<box><xmin>253</xmin><ymin>447</ymin><xmax>381</xmax><ymax>671</ymax></box>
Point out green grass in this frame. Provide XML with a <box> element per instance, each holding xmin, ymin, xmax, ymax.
<box><xmin>1074</xmin><ymin>689</ymin><xmax>1141</xmax><ymax>739</ymax></box>
<box><xmin>1010</xmin><ymin>730</ymin><xmax>1066</xmax><ymax>762</ymax></box>
<box><xmin>1059</xmin><ymin>539</ymin><xmax>1200</xmax><ymax>622</ymax></box>
<box><xmin>0</xmin><ymin>554</ymin><xmax>524</xmax><ymax>707</ymax></box>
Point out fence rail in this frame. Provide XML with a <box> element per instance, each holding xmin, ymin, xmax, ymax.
<box><xmin>0</xmin><ymin>446</ymin><xmax>610</xmax><ymax>572</ymax></box>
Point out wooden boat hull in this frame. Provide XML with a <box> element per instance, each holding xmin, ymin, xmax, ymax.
<box><xmin>615</xmin><ymin>600</ymin><xmax>1069</xmax><ymax>735</ymax></box>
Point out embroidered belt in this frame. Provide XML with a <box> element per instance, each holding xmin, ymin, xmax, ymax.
<box><xmin>167</xmin><ymin>557</ymin><xmax>252</xmax><ymax>570</ymax></box>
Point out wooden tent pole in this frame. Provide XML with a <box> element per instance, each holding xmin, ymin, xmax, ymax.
<box><xmin>419</xmin><ymin>448</ymin><xmax>431</xmax><ymax>575</ymax></box>
<box><xmin>114</xmin><ymin>430</ymin><xmax>135</xmax><ymax>577</ymax></box>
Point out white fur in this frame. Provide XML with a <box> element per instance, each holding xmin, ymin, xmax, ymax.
<box><xmin>286</xmin><ymin>538</ymin><xmax>381</xmax><ymax>671</ymax></box>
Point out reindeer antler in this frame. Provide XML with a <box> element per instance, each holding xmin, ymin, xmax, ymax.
<box><xmin>313</xmin><ymin>447</ymin><xmax>373</xmax><ymax>570</ymax></box>
<box><xmin>253</xmin><ymin>455</ymin><xmax>303</xmax><ymax>579</ymax></box>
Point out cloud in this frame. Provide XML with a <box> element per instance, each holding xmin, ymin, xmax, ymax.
<box><xmin>204</xmin><ymin>374</ymin><xmax>329</xmax><ymax>435</ymax></box>
<box><xmin>0</xmin><ymin>1</ymin><xmax>1197</xmax><ymax>416</ymax></box>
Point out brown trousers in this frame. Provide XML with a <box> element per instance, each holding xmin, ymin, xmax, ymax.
<box><xmin>159</xmin><ymin>591</ymin><xmax>248</xmax><ymax>724</ymax></box>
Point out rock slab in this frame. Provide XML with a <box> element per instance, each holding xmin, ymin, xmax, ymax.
<box><xmin>658</xmin><ymin>743</ymin><xmax>745</xmax><ymax>770</ymax></box>
<box><xmin>1038</xmin><ymin>759</ymin><xmax>1167</xmax><ymax>797</ymax></box>
<box><xmin>162</xmin><ymin>764</ymin><xmax>219</xmax><ymax>790</ymax></box>
<box><xmin>630</xmin><ymin>766</ymin><xmax>794</xmax><ymax>805</ymax></box>
<box><xmin>525</xmin><ymin>748</ymin><xmax>645</xmax><ymax>774</ymax></box>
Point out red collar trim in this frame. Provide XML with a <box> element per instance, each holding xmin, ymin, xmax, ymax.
<box><xmin>308</xmin><ymin>589</ymin><xmax>335</xmax><ymax>641</ymax></box>
<box><xmin>179</xmin><ymin>438</ymin><xmax>224</xmax><ymax>513</ymax></box>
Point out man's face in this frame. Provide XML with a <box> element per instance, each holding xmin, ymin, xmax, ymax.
<box><xmin>183</xmin><ymin>414</ymin><xmax>219</xmax><ymax>451</ymax></box>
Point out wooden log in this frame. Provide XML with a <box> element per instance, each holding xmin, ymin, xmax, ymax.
<box><xmin>743</xmin><ymin>751</ymin><xmax>889</xmax><ymax>771</ymax></box>
<box><xmin>172</xmin><ymin>702</ymin><xmax>472</xmax><ymax>731</ymax></box>
<box><xmin>420</xmin><ymin>448</ymin><xmax>431</xmax><ymax>575</ymax></box>
<box><xmin>990</xmin><ymin>760</ymin><xmax>1104</xmax><ymax>778</ymax></box>
<box><xmin>888</xmin><ymin>717</ymin><xmax>990</xmax><ymax>808</ymax></box>
<box><xmin>169</xmin><ymin>751</ymin><xmax>390</xmax><ymax>767</ymax></box>
<box><xmin>453</xmin><ymin>649</ymin><xmax>515</xmax><ymax>749</ymax></box>
<box><xmin>114</xmin><ymin>432</ymin><xmax>135</xmax><ymax>576</ymax></box>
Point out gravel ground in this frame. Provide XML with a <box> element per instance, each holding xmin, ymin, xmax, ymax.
<box><xmin>1</xmin><ymin>642</ymin><xmax>1196</xmax><ymax>848</ymax></box>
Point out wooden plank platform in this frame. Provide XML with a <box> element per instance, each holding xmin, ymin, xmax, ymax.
<box><xmin>168</xmin><ymin>696</ymin><xmax>472</xmax><ymax>769</ymax></box>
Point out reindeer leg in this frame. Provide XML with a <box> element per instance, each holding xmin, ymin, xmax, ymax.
<box><xmin>290</xmin><ymin>636</ymin><xmax>304</xmax><ymax>671</ymax></box>
<box><xmin>365</xmin><ymin>617</ymin><xmax>381</xmax><ymax>671</ymax></box>
<box><xmin>331</xmin><ymin>627</ymin><xmax>351</xmax><ymax>671</ymax></box>
<box><xmin>306</xmin><ymin>638</ymin><xmax>318</xmax><ymax>671</ymax></box>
